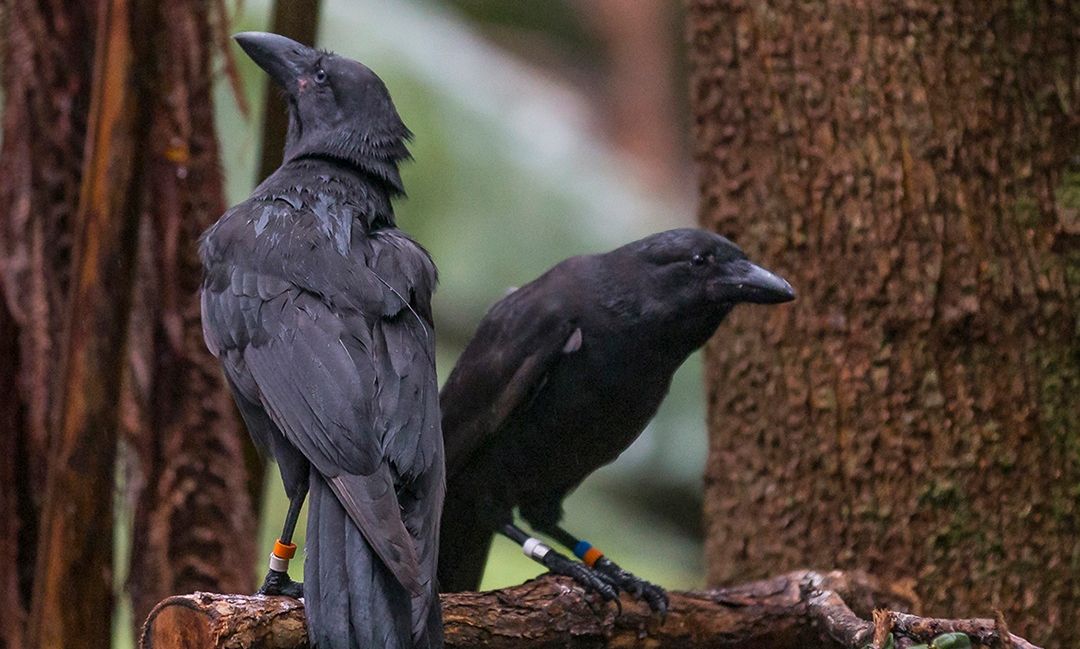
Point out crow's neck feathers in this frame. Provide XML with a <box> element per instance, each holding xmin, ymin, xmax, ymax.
<box><xmin>285</xmin><ymin>107</ymin><xmax>412</xmax><ymax>197</ymax></box>
<box><xmin>252</xmin><ymin>155</ymin><xmax>399</xmax><ymax>236</ymax></box>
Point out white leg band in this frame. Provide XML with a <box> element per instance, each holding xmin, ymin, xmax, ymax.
<box><xmin>522</xmin><ymin>537</ymin><xmax>551</xmax><ymax>561</ymax></box>
<box><xmin>268</xmin><ymin>552</ymin><xmax>290</xmax><ymax>573</ymax></box>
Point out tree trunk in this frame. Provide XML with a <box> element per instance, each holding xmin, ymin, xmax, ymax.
<box><xmin>25</xmin><ymin>0</ymin><xmax>154</xmax><ymax>646</ymax></box>
<box><xmin>578</xmin><ymin>0</ymin><xmax>685</xmax><ymax>191</ymax></box>
<box><xmin>687</xmin><ymin>2</ymin><xmax>1079</xmax><ymax>648</ymax></box>
<box><xmin>0</xmin><ymin>3</ymin><xmax>97</xmax><ymax>642</ymax></box>
<box><xmin>1</xmin><ymin>0</ymin><xmax>263</xmax><ymax>645</ymax></box>
<box><xmin>123</xmin><ymin>0</ymin><xmax>258</xmax><ymax>629</ymax></box>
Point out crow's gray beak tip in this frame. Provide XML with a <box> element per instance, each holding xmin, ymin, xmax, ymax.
<box><xmin>232</xmin><ymin>31</ymin><xmax>267</xmax><ymax>50</ymax></box>
<box><xmin>232</xmin><ymin>32</ymin><xmax>308</xmax><ymax>91</ymax></box>
<box><xmin>729</xmin><ymin>262</ymin><xmax>796</xmax><ymax>305</ymax></box>
<box><xmin>778</xmin><ymin>279</ymin><xmax>796</xmax><ymax>302</ymax></box>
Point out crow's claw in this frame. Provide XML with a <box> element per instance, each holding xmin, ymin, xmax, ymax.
<box><xmin>593</xmin><ymin>557</ymin><xmax>668</xmax><ymax>618</ymax></box>
<box><xmin>542</xmin><ymin>552</ymin><xmax>621</xmax><ymax>610</ymax></box>
<box><xmin>257</xmin><ymin>569</ymin><xmax>304</xmax><ymax>599</ymax></box>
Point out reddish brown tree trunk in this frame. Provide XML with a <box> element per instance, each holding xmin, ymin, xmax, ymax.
<box><xmin>122</xmin><ymin>0</ymin><xmax>258</xmax><ymax>629</ymax></box>
<box><xmin>26</xmin><ymin>0</ymin><xmax>154</xmax><ymax>646</ymax></box>
<box><xmin>688</xmin><ymin>2</ymin><xmax>1079</xmax><ymax>648</ymax></box>
<box><xmin>1</xmin><ymin>0</ymin><xmax>263</xmax><ymax>645</ymax></box>
<box><xmin>0</xmin><ymin>4</ymin><xmax>97</xmax><ymax>643</ymax></box>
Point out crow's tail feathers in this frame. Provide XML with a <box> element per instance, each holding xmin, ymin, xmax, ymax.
<box><xmin>436</xmin><ymin>483</ymin><xmax>495</xmax><ymax>593</ymax></box>
<box><xmin>306</xmin><ymin>472</ymin><xmax>441</xmax><ymax>649</ymax></box>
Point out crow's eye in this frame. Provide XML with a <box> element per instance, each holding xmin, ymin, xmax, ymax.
<box><xmin>313</xmin><ymin>68</ymin><xmax>328</xmax><ymax>84</ymax></box>
<box><xmin>690</xmin><ymin>253</ymin><xmax>708</xmax><ymax>266</ymax></box>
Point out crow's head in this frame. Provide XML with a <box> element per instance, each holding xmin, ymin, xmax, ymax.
<box><xmin>614</xmin><ymin>228</ymin><xmax>794</xmax><ymax>326</ymax></box>
<box><xmin>235</xmin><ymin>32</ymin><xmax>410</xmax><ymax>190</ymax></box>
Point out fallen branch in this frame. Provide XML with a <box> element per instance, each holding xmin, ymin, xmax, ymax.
<box><xmin>139</xmin><ymin>570</ymin><xmax>1040</xmax><ymax>649</ymax></box>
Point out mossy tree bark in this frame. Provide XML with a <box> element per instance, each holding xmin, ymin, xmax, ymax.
<box><xmin>687</xmin><ymin>2</ymin><xmax>1079</xmax><ymax>647</ymax></box>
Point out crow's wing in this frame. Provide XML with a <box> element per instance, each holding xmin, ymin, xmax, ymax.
<box><xmin>440</xmin><ymin>278</ymin><xmax>582</xmax><ymax>480</ymax></box>
<box><xmin>203</xmin><ymin>270</ymin><xmax>426</xmax><ymax>594</ymax></box>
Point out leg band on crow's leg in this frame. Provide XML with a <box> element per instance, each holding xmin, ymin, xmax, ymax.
<box><xmin>545</xmin><ymin>525</ymin><xmax>669</xmax><ymax>617</ymax></box>
<box><xmin>500</xmin><ymin>523</ymin><xmax>620</xmax><ymax>609</ymax></box>
<box><xmin>257</xmin><ymin>487</ymin><xmax>307</xmax><ymax>599</ymax></box>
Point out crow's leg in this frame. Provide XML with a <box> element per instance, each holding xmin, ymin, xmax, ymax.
<box><xmin>257</xmin><ymin>484</ymin><xmax>307</xmax><ymax>599</ymax></box>
<box><xmin>500</xmin><ymin>523</ymin><xmax>620</xmax><ymax>610</ymax></box>
<box><xmin>537</xmin><ymin>524</ymin><xmax>668</xmax><ymax>617</ymax></box>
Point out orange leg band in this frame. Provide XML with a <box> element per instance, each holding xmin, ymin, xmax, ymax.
<box><xmin>273</xmin><ymin>539</ymin><xmax>297</xmax><ymax>559</ymax></box>
<box><xmin>582</xmin><ymin>547</ymin><xmax>604</xmax><ymax>567</ymax></box>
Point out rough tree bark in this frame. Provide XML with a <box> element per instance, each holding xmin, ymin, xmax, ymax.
<box><xmin>1</xmin><ymin>0</ymin><xmax>264</xmax><ymax>645</ymax></box>
<box><xmin>688</xmin><ymin>2</ymin><xmax>1079</xmax><ymax>647</ymax></box>
<box><xmin>140</xmin><ymin>573</ymin><xmax>1047</xmax><ymax>649</ymax></box>
<box><xmin>123</xmin><ymin>0</ymin><xmax>258</xmax><ymax>630</ymax></box>
<box><xmin>0</xmin><ymin>2</ymin><xmax>97</xmax><ymax>643</ymax></box>
<box><xmin>25</xmin><ymin>0</ymin><xmax>155</xmax><ymax>647</ymax></box>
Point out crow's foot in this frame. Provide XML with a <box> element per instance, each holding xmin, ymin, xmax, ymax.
<box><xmin>257</xmin><ymin>569</ymin><xmax>304</xmax><ymax>599</ymax></box>
<box><xmin>591</xmin><ymin>558</ymin><xmax>668</xmax><ymax>618</ymax></box>
<box><xmin>541</xmin><ymin>552</ymin><xmax>621</xmax><ymax>613</ymax></box>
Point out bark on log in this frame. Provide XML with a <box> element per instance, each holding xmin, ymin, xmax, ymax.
<box><xmin>139</xmin><ymin>572</ymin><xmax>1040</xmax><ymax>649</ymax></box>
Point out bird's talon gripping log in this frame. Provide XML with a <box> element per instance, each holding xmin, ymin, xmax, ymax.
<box><xmin>504</xmin><ymin>523</ymin><xmax>622</xmax><ymax>607</ymax></box>
<box><xmin>590</xmin><ymin>555</ymin><xmax>669</xmax><ymax>616</ymax></box>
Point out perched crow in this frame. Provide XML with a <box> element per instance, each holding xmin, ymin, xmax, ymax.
<box><xmin>437</xmin><ymin>229</ymin><xmax>793</xmax><ymax>613</ymax></box>
<box><xmin>200</xmin><ymin>33</ymin><xmax>443</xmax><ymax>649</ymax></box>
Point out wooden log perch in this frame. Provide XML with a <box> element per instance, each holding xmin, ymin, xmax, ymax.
<box><xmin>140</xmin><ymin>571</ymin><xmax>1041</xmax><ymax>649</ymax></box>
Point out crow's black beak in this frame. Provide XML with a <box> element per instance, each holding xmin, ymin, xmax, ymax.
<box><xmin>234</xmin><ymin>32</ymin><xmax>312</xmax><ymax>93</ymax></box>
<box><xmin>718</xmin><ymin>260</ymin><xmax>796</xmax><ymax>304</ymax></box>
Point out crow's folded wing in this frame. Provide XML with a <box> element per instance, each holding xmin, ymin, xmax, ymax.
<box><xmin>205</xmin><ymin>274</ymin><xmax>425</xmax><ymax>594</ymax></box>
<box><xmin>439</xmin><ymin>281</ymin><xmax>582</xmax><ymax>480</ymax></box>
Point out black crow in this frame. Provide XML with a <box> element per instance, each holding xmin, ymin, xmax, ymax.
<box><xmin>437</xmin><ymin>228</ymin><xmax>793</xmax><ymax>614</ymax></box>
<box><xmin>200</xmin><ymin>32</ymin><xmax>443</xmax><ymax>649</ymax></box>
